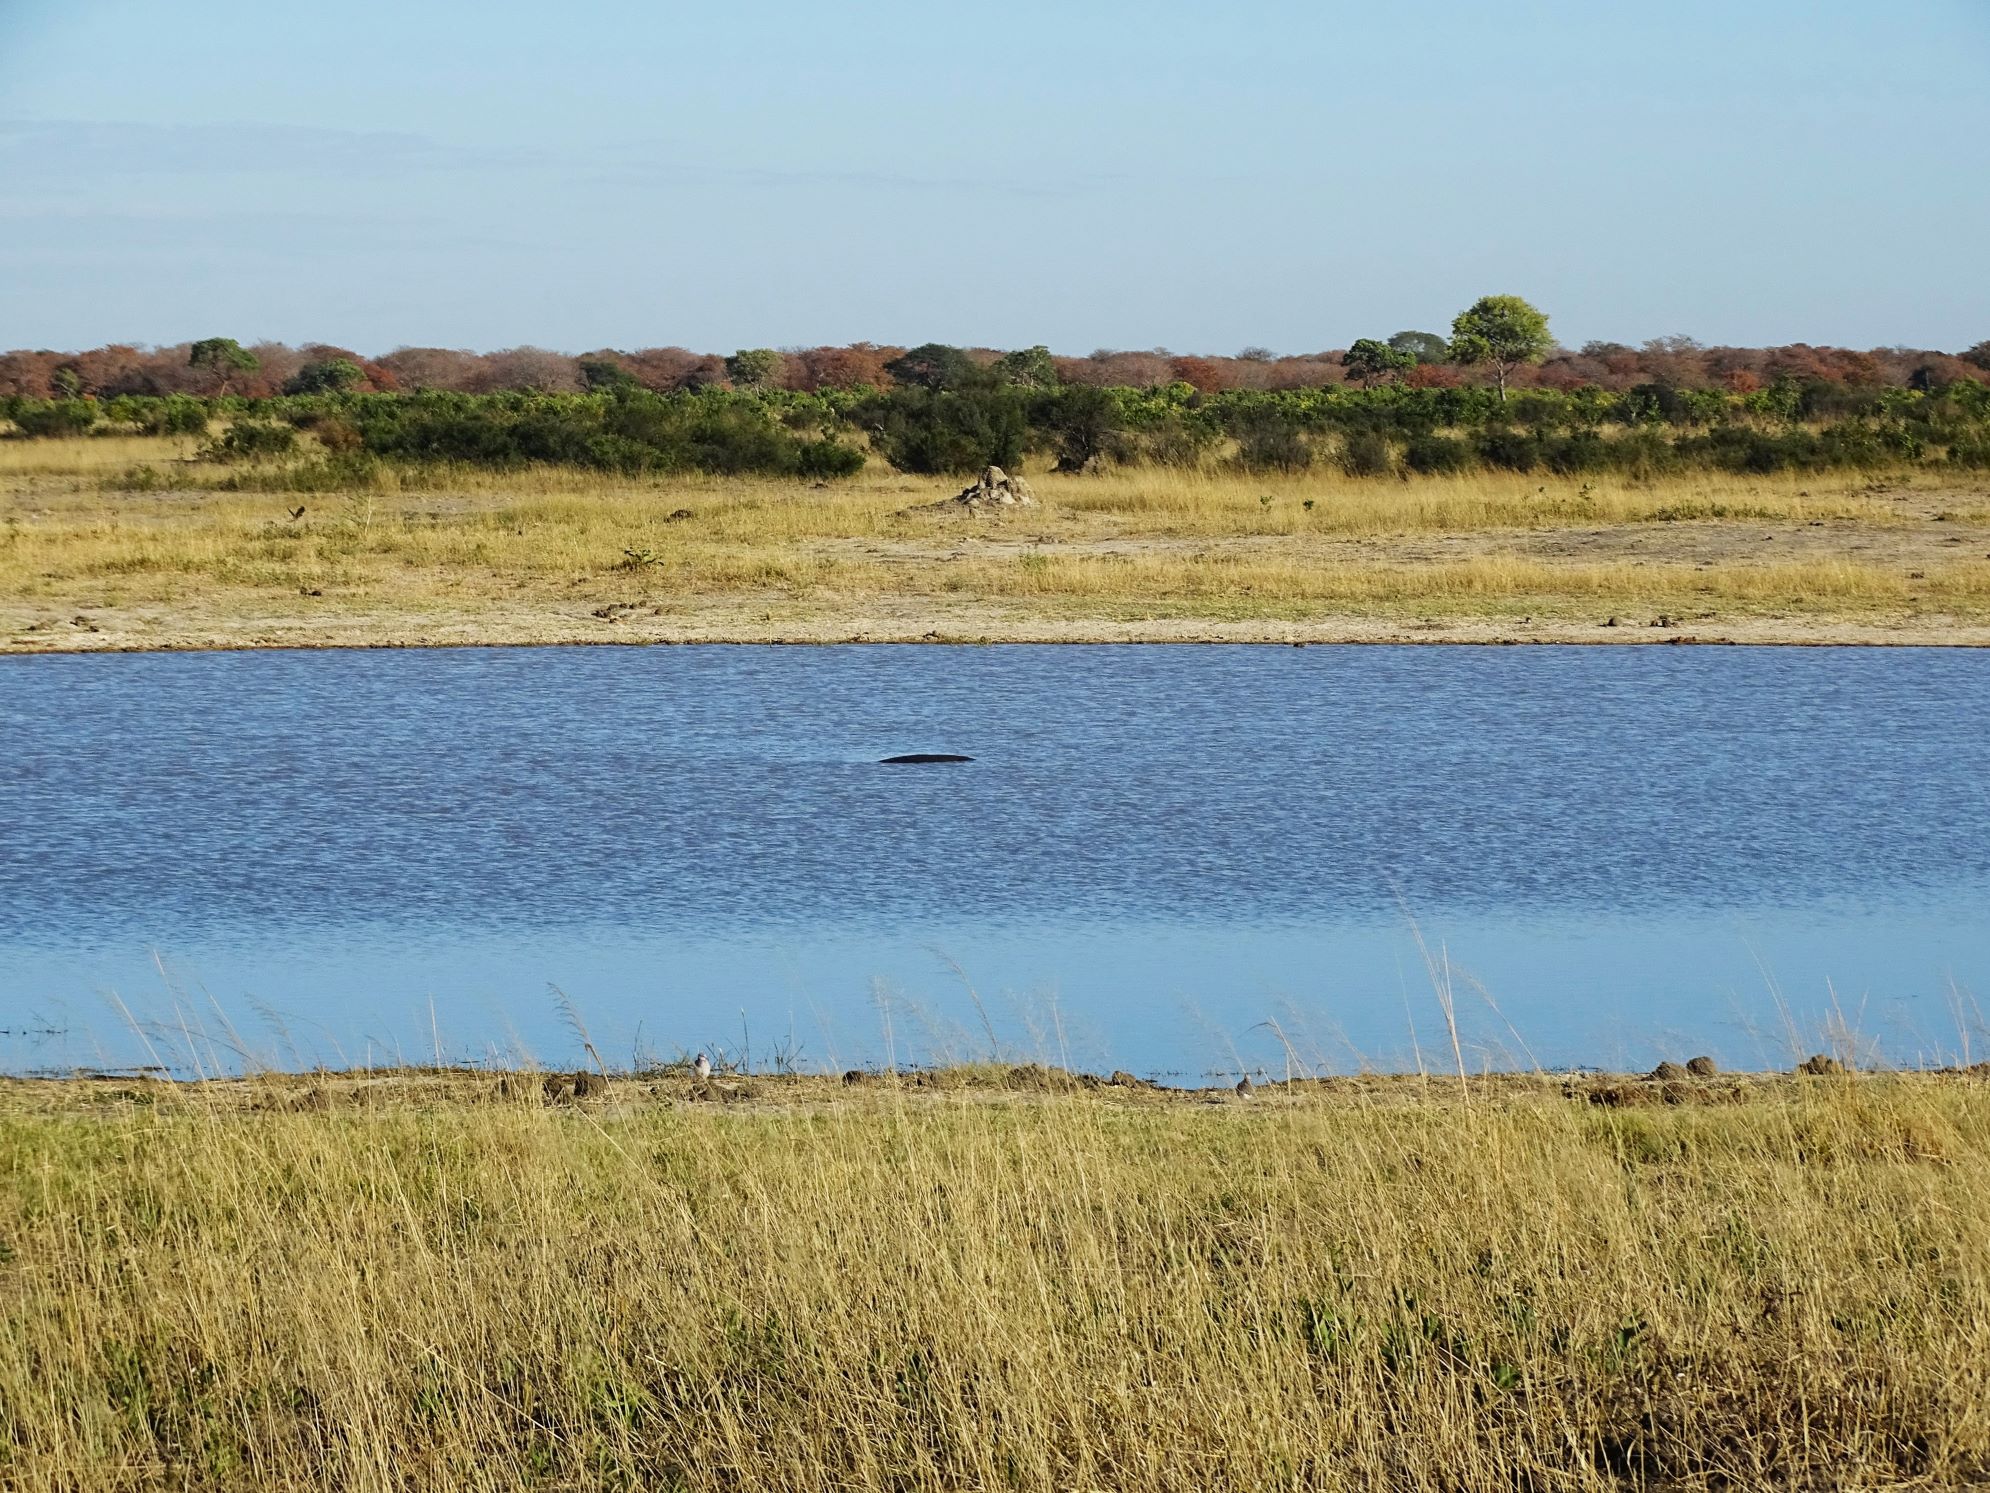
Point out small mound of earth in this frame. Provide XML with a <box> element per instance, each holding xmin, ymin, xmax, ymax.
<box><xmin>912</xmin><ymin>465</ymin><xmax>1038</xmax><ymax>513</ymax></box>
<box><xmin>1004</xmin><ymin>1063</ymin><xmax>1080</xmax><ymax>1092</ymax></box>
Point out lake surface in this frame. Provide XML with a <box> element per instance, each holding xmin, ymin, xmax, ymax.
<box><xmin>3</xmin><ymin>644</ymin><xmax>1987</xmax><ymax>1079</ymax></box>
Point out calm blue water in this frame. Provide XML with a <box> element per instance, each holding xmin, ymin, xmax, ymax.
<box><xmin>2</xmin><ymin>645</ymin><xmax>1987</xmax><ymax>1079</ymax></box>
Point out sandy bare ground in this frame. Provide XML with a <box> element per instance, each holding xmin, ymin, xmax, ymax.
<box><xmin>9</xmin><ymin>597</ymin><xmax>1990</xmax><ymax>652</ymax></box>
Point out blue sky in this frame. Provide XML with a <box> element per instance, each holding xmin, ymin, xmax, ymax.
<box><xmin>3</xmin><ymin>0</ymin><xmax>1987</xmax><ymax>355</ymax></box>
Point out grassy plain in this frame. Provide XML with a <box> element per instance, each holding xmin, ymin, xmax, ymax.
<box><xmin>5</xmin><ymin>437</ymin><xmax>1990</xmax><ymax>648</ymax></box>
<box><xmin>2</xmin><ymin>1066</ymin><xmax>1987</xmax><ymax>1490</ymax></box>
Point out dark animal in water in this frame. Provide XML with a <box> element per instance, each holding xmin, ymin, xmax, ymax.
<box><xmin>879</xmin><ymin>753</ymin><xmax>974</xmax><ymax>764</ymax></box>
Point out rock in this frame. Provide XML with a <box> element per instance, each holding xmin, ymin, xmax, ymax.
<box><xmin>842</xmin><ymin>1069</ymin><xmax>868</xmax><ymax>1086</ymax></box>
<box><xmin>541</xmin><ymin>1072</ymin><xmax>572</xmax><ymax>1102</ymax></box>
<box><xmin>1798</xmin><ymin>1053</ymin><xmax>1847</xmax><ymax>1076</ymax></box>
<box><xmin>1235</xmin><ymin>1076</ymin><xmax>1256</xmax><ymax>1099</ymax></box>
<box><xmin>1686</xmin><ymin>1055</ymin><xmax>1718</xmax><ymax>1078</ymax></box>
<box><xmin>1109</xmin><ymin>1070</ymin><xmax>1142</xmax><ymax>1088</ymax></box>
<box><xmin>1650</xmin><ymin>1061</ymin><xmax>1688</xmax><ymax>1082</ymax></box>
<box><xmin>952</xmin><ymin>465</ymin><xmax>1036</xmax><ymax>508</ymax></box>
<box><xmin>571</xmin><ymin>1070</ymin><xmax>607</xmax><ymax>1099</ymax></box>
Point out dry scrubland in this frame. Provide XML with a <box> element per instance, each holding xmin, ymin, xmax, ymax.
<box><xmin>2</xmin><ymin>1067</ymin><xmax>1988</xmax><ymax>1490</ymax></box>
<box><xmin>5</xmin><ymin>437</ymin><xmax>1990</xmax><ymax>649</ymax></box>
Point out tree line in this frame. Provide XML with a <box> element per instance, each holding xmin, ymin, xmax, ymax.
<box><xmin>6</xmin><ymin>298</ymin><xmax>1990</xmax><ymax>483</ymax></box>
<box><xmin>5</xmin><ymin>297</ymin><xmax>1987</xmax><ymax>403</ymax></box>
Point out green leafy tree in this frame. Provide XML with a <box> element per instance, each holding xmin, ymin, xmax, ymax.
<box><xmin>1448</xmin><ymin>295</ymin><xmax>1552</xmax><ymax>400</ymax></box>
<box><xmin>284</xmin><ymin>359</ymin><xmax>364</xmax><ymax>395</ymax></box>
<box><xmin>994</xmin><ymin>345</ymin><xmax>1060</xmax><ymax>389</ymax></box>
<box><xmin>578</xmin><ymin>357</ymin><xmax>641</xmax><ymax>393</ymax></box>
<box><xmin>862</xmin><ymin>386</ymin><xmax>1026</xmax><ymax>472</ymax></box>
<box><xmin>1387</xmin><ymin>330</ymin><xmax>1449</xmax><ymax>364</ymax></box>
<box><xmin>1962</xmin><ymin>340</ymin><xmax>1990</xmax><ymax>373</ymax></box>
<box><xmin>884</xmin><ymin>343</ymin><xmax>980</xmax><ymax>391</ymax></box>
<box><xmin>1037</xmin><ymin>383</ymin><xmax>1121</xmax><ymax>470</ymax></box>
<box><xmin>725</xmin><ymin>348</ymin><xmax>784</xmax><ymax>392</ymax></box>
<box><xmin>187</xmin><ymin>337</ymin><xmax>259</xmax><ymax>395</ymax></box>
<box><xmin>1343</xmin><ymin>338</ymin><xmax>1416</xmax><ymax>387</ymax></box>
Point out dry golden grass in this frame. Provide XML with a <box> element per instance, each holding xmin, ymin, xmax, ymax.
<box><xmin>2</xmin><ymin>1067</ymin><xmax>1987</xmax><ymax>1490</ymax></box>
<box><xmin>5</xmin><ymin>436</ymin><xmax>1990</xmax><ymax>644</ymax></box>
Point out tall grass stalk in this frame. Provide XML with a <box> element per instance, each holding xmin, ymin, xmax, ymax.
<box><xmin>1</xmin><ymin>1069</ymin><xmax>1987</xmax><ymax>1490</ymax></box>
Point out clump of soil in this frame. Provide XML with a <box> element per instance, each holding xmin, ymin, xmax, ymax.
<box><xmin>1004</xmin><ymin>1064</ymin><xmax>1080</xmax><ymax>1092</ymax></box>
<box><xmin>1798</xmin><ymin>1054</ymin><xmax>1848</xmax><ymax>1076</ymax></box>
<box><xmin>1583</xmin><ymin>1079</ymin><xmax>1739</xmax><ymax>1109</ymax></box>
<box><xmin>909</xmin><ymin>466</ymin><xmax>1039</xmax><ymax>514</ymax></box>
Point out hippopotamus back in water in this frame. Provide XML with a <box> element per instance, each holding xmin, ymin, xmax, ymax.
<box><xmin>879</xmin><ymin>753</ymin><xmax>974</xmax><ymax>764</ymax></box>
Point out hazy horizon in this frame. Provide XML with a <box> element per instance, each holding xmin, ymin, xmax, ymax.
<box><xmin>4</xmin><ymin>1</ymin><xmax>1988</xmax><ymax>355</ymax></box>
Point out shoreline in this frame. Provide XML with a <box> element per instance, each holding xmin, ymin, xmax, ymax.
<box><xmin>0</xmin><ymin>1059</ymin><xmax>1900</xmax><ymax>1107</ymax></box>
<box><xmin>9</xmin><ymin>605</ymin><xmax>1990</xmax><ymax>654</ymax></box>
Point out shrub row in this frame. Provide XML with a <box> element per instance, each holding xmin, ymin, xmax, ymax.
<box><xmin>10</xmin><ymin>378</ymin><xmax>1990</xmax><ymax>481</ymax></box>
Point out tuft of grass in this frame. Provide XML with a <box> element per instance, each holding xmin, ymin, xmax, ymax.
<box><xmin>1</xmin><ymin>1069</ymin><xmax>1987</xmax><ymax>1490</ymax></box>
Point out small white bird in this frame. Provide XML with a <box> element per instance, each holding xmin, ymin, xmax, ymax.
<box><xmin>693</xmin><ymin>1052</ymin><xmax>712</xmax><ymax>1082</ymax></box>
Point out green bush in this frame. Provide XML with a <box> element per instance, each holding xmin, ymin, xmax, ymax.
<box><xmin>796</xmin><ymin>440</ymin><xmax>867</xmax><ymax>479</ymax></box>
<box><xmin>1232</xmin><ymin>412</ymin><xmax>1311</xmax><ymax>473</ymax></box>
<box><xmin>1036</xmin><ymin>384</ymin><xmax>1125</xmax><ymax>471</ymax></box>
<box><xmin>1339</xmin><ymin>428</ymin><xmax>1395</xmax><ymax>477</ymax></box>
<box><xmin>1402</xmin><ymin>434</ymin><xmax>1472</xmax><ymax>475</ymax></box>
<box><xmin>1474</xmin><ymin>428</ymin><xmax>1543</xmax><ymax>472</ymax></box>
<box><xmin>1140</xmin><ymin>414</ymin><xmax>1218</xmax><ymax>468</ymax></box>
<box><xmin>220</xmin><ymin>453</ymin><xmax>384</xmax><ymax>492</ymax></box>
<box><xmin>202</xmin><ymin>421</ymin><xmax>300</xmax><ymax>462</ymax></box>
<box><xmin>862</xmin><ymin>388</ymin><xmax>1028</xmax><ymax>474</ymax></box>
<box><xmin>1544</xmin><ymin>431</ymin><xmax>1609</xmax><ymax>474</ymax></box>
<box><xmin>1948</xmin><ymin>435</ymin><xmax>1990</xmax><ymax>469</ymax></box>
<box><xmin>159</xmin><ymin>396</ymin><xmax>212</xmax><ymax>436</ymax></box>
<box><xmin>10</xmin><ymin>399</ymin><xmax>99</xmax><ymax>438</ymax></box>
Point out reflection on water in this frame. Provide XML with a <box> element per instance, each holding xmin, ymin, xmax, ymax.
<box><xmin>2</xmin><ymin>644</ymin><xmax>1986</xmax><ymax>1076</ymax></box>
